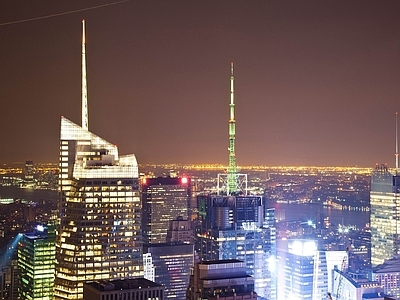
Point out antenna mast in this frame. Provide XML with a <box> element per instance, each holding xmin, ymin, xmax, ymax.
<box><xmin>217</xmin><ymin>63</ymin><xmax>247</xmax><ymax>196</ymax></box>
<box><xmin>227</xmin><ymin>62</ymin><xmax>237</xmax><ymax>195</ymax></box>
<box><xmin>396</xmin><ymin>112</ymin><xmax>399</xmax><ymax>175</ymax></box>
<box><xmin>82</xmin><ymin>19</ymin><xmax>88</xmax><ymax>130</ymax></box>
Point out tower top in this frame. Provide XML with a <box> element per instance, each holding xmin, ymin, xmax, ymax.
<box><xmin>217</xmin><ymin>63</ymin><xmax>248</xmax><ymax>195</ymax></box>
<box><xmin>227</xmin><ymin>62</ymin><xmax>237</xmax><ymax>194</ymax></box>
<box><xmin>82</xmin><ymin>19</ymin><xmax>88</xmax><ymax>130</ymax></box>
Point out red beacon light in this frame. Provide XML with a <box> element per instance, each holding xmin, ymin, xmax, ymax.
<box><xmin>142</xmin><ymin>178</ymin><xmax>147</xmax><ymax>185</ymax></box>
<box><xmin>181</xmin><ymin>177</ymin><xmax>188</xmax><ymax>184</ymax></box>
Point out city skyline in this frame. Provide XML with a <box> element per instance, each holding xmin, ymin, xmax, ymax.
<box><xmin>1</xmin><ymin>1</ymin><xmax>400</xmax><ymax>167</ymax></box>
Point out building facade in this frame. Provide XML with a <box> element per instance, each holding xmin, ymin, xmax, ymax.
<box><xmin>370</xmin><ymin>165</ymin><xmax>400</xmax><ymax>266</ymax></box>
<box><xmin>141</xmin><ymin>177</ymin><xmax>191</xmax><ymax>244</ymax></box>
<box><xmin>277</xmin><ymin>239</ymin><xmax>347</xmax><ymax>300</ymax></box>
<box><xmin>54</xmin><ymin>20</ymin><xmax>142</xmax><ymax>299</ymax></box>
<box><xmin>0</xmin><ymin>259</ymin><xmax>18</xmax><ymax>300</ymax></box>
<box><xmin>54</xmin><ymin>117</ymin><xmax>142</xmax><ymax>299</ymax></box>
<box><xmin>18</xmin><ymin>224</ymin><xmax>56</xmax><ymax>300</ymax></box>
<box><xmin>83</xmin><ymin>278</ymin><xmax>164</xmax><ymax>300</ymax></box>
<box><xmin>186</xmin><ymin>259</ymin><xmax>257</xmax><ymax>300</ymax></box>
<box><xmin>196</xmin><ymin>195</ymin><xmax>276</xmax><ymax>300</ymax></box>
<box><xmin>372</xmin><ymin>257</ymin><xmax>400</xmax><ymax>299</ymax></box>
<box><xmin>166</xmin><ymin>216</ymin><xmax>194</xmax><ymax>244</ymax></box>
<box><xmin>331</xmin><ymin>268</ymin><xmax>385</xmax><ymax>300</ymax></box>
<box><xmin>144</xmin><ymin>243</ymin><xmax>194</xmax><ymax>300</ymax></box>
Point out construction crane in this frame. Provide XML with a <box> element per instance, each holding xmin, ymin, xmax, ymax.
<box><xmin>327</xmin><ymin>248</ymin><xmax>348</xmax><ymax>300</ymax></box>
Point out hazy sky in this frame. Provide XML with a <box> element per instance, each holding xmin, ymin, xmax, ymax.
<box><xmin>1</xmin><ymin>1</ymin><xmax>400</xmax><ymax>167</ymax></box>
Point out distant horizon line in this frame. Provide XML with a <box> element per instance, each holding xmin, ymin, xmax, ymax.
<box><xmin>1</xmin><ymin>161</ymin><xmax>379</xmax><ymax>170</ymax></box>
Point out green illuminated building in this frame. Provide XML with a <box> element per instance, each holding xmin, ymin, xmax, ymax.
<box><xmin>18</xmin><ymin>224</ymin><xmax>56</xmax><ymax>300</ymax></box>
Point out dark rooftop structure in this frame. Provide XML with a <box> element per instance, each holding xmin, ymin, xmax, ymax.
<box><xmin>83</xmin><ymin>278</ymin><xmax>164</xmax><ymax>300</ymax></box>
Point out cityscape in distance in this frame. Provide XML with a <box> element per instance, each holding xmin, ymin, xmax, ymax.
<box><xmin>2</xmin><ymin>2</ymin><xmax>400</xmax><ymax>300</ymax></box>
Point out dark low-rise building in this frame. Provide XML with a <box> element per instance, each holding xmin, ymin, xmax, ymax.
<box><xmin>187</xmin><ymin>259</ymin><xmax>256</xmax><ymax>300</ymax></box>
<box><xmin>83</xmin><ymin>278</ymin><xmax>164</xmax><ymax>300</ymax></box>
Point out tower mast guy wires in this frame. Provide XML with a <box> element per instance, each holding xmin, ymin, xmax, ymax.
<box><xmin>227</xmin><ymin>62</ymin><xmax>237</xmax><ymax>195</ymax></box>
<box><xmin>82</xmin><ymin>19</ymin><xmax>88</xmax><ymax>130</ymax></box>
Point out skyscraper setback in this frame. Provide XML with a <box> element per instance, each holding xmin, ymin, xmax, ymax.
<box><xmin>54</xmin><ymin>20</ymin><xmax>142</xmax><ymax>299</ymax></box>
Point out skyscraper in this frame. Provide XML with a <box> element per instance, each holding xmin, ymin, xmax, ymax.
<box><xmin>18</xmin><ymin>224</ymin><xmax>56</xmax><ymax>300</ymax></box>
<box><xmin>54</xmin><ymin>20</ymin><xmax>142</xmax><ymax>299</ymax></box>
<box><xmin>195</xmin><ymin>64</ymin><xmax>276</xmax><ymax>300</ymax></box>
<box><xmin>143</xmin><ymin>243</ymin><xmax>194</xmax><ymax>300</ymax></box>
<box><xmin>197</xmin><ymin>195</ymin><xmax>276</xmax><ymax>299</ymax></box>
<box><xmin>141</xmin><ymin>177</ymin><xmax>191</xmax><ymax>244</ymax></box>
<box><xmin>370</xmin><ymin>114</ymin><xmax>400</xmax><ymax>267</ymax></box>
<box><xmin>370</xmin><ymin>164</ymin><xmax>400</xmax><ymax>266</ymax></box>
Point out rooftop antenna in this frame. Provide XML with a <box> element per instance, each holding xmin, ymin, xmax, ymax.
<box><xmin>227</xmin><ymin>62</ymin><xmax>237</xmax><ymax>194</ymax></box>
<box><xmin>395</xmin><ymin>111</ymin><xmax>399</xmax><ymax>176</ymax></box>
<box><xmin>217</xmin><ymin>63</ymin><xmax>247</xmax><ymax>195</ymax></box>
<box><xmin>82</xmin><ymin>19</ymin><xmax>88</xmax><ymax>130</ymax></box>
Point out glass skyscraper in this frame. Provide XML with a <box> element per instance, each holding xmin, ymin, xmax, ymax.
<box><xmin>54</xmin><ymin>119</ymin><xmax>142</xmax><ymax>299</ymax></box>
<box><xmin>18</xmin><ymin>225</ymin><xmax>56</xmax><ymax>300</ymax></box>
<box><xmin>370</xmin><ymin>165</ymin><xmax>400</xmax><ymax>266</ymax></box>
<box><xmin>141</xmin><ymin>177</ymin><xmax>191</xmax><ymax>244</ymax></box>
<box><xmin>196</xmin><ymin>195</ymin><xmax>276</xmax><ymax>300</ymax></box>
<box><xmin>54</xmin><ymin>19</ymin><xmax>143</xmax><ymax>299</ymax></box>
<box><xmin>143</xmin><ymin>243</ymin><xmax>193</xmax><ymax>299</ymax></box>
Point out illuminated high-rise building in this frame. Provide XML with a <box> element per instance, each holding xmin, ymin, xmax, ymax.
<box><xmin>18</xmin><ymin>225</ymin><xmax>56</xmax><ymax>300</ymax></box>
<box><xmin>370</xmin><ymin>164</ymin><xmax>400</xmax><ymax>266</ymax></box>
<box><xmin>195</xmin><ymin>64</ymin><xmax>276</xmax><ymax>300</ymax></box>
<box><xmin>141</xmin><ymin>177</ymin><xmax>191</xmax><ymax>244</ymax></box>
<box><xmin>197</xmin><ymin>195</ymin><xmax>276</xmax><ymax>299</ymax></box>
<box><xmin>371</xmin><ymin>114</ymin><xmax>400</xmax><ymax>267</ymax></box>
<box><xmin>276</xmin><ymin>239</ymin><xmax>347</xmax><ymax>300</ymax></box>
<box><xmin>143</xmin><ymin>243</ymin><xmax>193</xmax><ymax>300</ymax></box>
<box><xmin>54</xmin><ymin>20</ymin><xmax>142</xmax><ymax>299</ymax></box>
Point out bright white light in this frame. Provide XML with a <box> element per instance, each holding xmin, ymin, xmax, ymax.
<box><xmin>288</xmin><ymin>240</ymin><xmax>317</xmax><ymax>256</ymax></box>
<box><xmin>268</xmin><ymin>255</ymin><xmax>276</xmax><ymax>273</ymax></box>
<box><xmin>307</xmin><ymin>220</ymin><xmax>313</xmax><ymax>226</ymax></box>
<box><xmin>36</xmin><ymin>225</ymin><xmax>44</xmax><ymax>232</ymax></box>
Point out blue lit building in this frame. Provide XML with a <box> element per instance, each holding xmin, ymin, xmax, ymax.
<box><xmin>196</xmin><ymin>195</ymin><xmax>276</xmax><ymax>300</ymax></box>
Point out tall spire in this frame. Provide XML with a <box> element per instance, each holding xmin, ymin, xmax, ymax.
<box><xmin>82</xmin><ymin>19</ymin><xmax>88</xmax><ymax>130</ymax></box>
<box><xmin>227</xmin><ymin>62</ymin><xmax>237</xmax><ymax>194</ymax></box>
<box><xmin>396</xmin><ymin>112</ymin><xmax>399</xmax><ymax>175</ymax></box>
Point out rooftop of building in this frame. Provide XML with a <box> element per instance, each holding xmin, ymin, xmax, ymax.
<box><xmin>201</xmin><ymin>259</ymin><xmax>243</xmax><ymax>265</ymax></box>
<box><xmin>334</xmin><ymin>268</ymin><xmax>381</xmax><ymax>289</ymax></box>
<box><xmin>143</xmin><ymin>242</ymin><xmax>193</xmax><ymax>248</ymax></box>
<box><xmin>85</xmin><ymin>278</ymin><xmax>162</xmax><ymax>292</ymax></box>
<box><xmin>362</xmin><ymin>292</ymin><xmax>387</xmax><ymax>299</ymax></box>
<box><xmin>373</xmin><ymin>257</ymin><xmax>400</xmax><ymax>273</ymax></box>
<box><xmin>200</xmin><ymin>274</ymin><xmax>253</xmax><ymax>281</ymax></box>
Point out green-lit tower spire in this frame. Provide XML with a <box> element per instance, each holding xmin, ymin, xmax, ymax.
<box><xmin>227</xmin><ymin>62</ymin><xmax>237</xmax><ymax>195</ymax></box>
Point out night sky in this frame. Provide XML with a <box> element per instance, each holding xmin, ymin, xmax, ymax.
<box><xmin>1</xmin><ymin>1</ymin><xmax>400</xmax><ymax>167</ymax></box>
